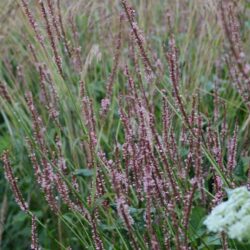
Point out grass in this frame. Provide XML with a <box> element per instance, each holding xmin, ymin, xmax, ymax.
<box><xmin>0</xmin><ymin>0</ymin><xmax>250</xmax><ymax>249</ymax></box>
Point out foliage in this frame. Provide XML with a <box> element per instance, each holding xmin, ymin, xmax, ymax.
<box><xmin>0</xmin><ymin>0</ymin><xmax>250</xmax><ymax>249</ymax></box>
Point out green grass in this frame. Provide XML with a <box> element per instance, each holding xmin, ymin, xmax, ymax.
<box><xmin>0</xmin><ymin>0</ymin><xmax>250</xmax><ymax>249</ymax></box>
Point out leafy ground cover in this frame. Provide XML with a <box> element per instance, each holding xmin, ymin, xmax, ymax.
<box><xmin>0</xmin><ymin>0</ymin><xmax>250</xmax><ymax>249</ymax></box>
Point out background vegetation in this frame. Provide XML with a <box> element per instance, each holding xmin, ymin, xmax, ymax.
<box><xmin>0</xmin><ymin>0</ymin><xmax>250</xmax><ymax>249</ymax></box>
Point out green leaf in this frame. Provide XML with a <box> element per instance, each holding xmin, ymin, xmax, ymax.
<box><xmin>201</xmin><ymin>235</ymin><xmax>221</xmax><ymax>247</ymax></box>
<box><xmin>0</xmin><ymin>133</ymin><xmax>11</xmax><ymax>154</ymax></box>
<box><xmin>99</xmin><ymin>223</ymin><xmax>117</xmax><ymax>232</ymax></box>
<box><xmin>13</xmin><ymin>211</ymin><xmax>27</xmax><ymax>223</ymax></box>
<box><xmin>233</xmin><ymin>157</ymin><xmax>250</xmax><ymax>181</ymax></box>
<box><xmin>74</xmin><ymin>168</ymin><xmax>94</xmax><ymax>177</ymax></box>
<box><xmin>190</xmin><ymin>207</ymin><xmax>207</xmax><ymax>232</ymax></box>
<box><xmin>129</xmin><ymin>207</ymin><xmax>144</xmax><ymax>215</ymax></box>
<box><xmin>189</xmin><ymin>207</ymin><xmax>207</xmax><ymax>242</ymax></box>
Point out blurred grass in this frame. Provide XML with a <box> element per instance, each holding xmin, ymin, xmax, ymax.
<box><xmin>0</xmin><ymin>0</ymin><xmax>250</xmax><ymax>249</ymax></box>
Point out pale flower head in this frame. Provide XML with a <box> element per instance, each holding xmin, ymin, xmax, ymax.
<box><xmin>204</xmin><ymin>186</ymin><xmax>250</xmax><ymax>243</ymax></box>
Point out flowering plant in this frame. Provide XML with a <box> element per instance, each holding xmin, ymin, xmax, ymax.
<box><xmin>204</xmin><ymin>187</ymin><xmax>250</xmax><ymax>243</ymax></box>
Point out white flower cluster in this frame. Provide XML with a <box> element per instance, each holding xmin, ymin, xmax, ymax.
<box><xmin>204</xmin><ymin>186</ymin><xmax>250</xmax><ymax>242</ymax></box>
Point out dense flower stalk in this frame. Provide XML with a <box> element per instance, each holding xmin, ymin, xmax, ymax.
<box><xmin>227</xmin><ymin>123</ymin><xmax>238</xmax><ymax>175</ymax></box>
<box><xmin>2</xmin><ymin>152</ymin><xmax>28</xmax><ymax>212</ymax></box>
<box><xmin>220</xmin><ymin>1</ymin><xmax>250</xmax><ymax>110</ymax></box>
<box><xmin>112</xmin><ymin>170</ymin><xmax>138</xmax><ymax>249</ymax></box>
<box><xmin>82</xmin><ymin>95</ymin><xmax>97</xmax><ymax>168</ymax></box>
<box><xmin>46</xmin><ymin>0</ymin><xmax>61</xmax><ymax>41</ymax></box>
<box><xmin>39</xmin><ymin>0</ymin><xmax>63</xmax><ymax>76</ymax></box>
<box><xmin>68</xmin><ymin>12</ymin><xmax>82</xmax><ymax>71</ymax></box>
<box><xmin>183</xmin><ymin>180</ymin><xmax>197</xmax><ymax>247</ymax></box>
<box><xmin>25</xmin><ymin>92</ymin><xmax>59</xmax><ymax>213</ymax></box>
<box><xmin>91</xmin><ymin>212</ymin><xmax>104</xmax><ymax>250</ymax></box>
<box><xmin>0</xmin><ymin>81</ymin><xmax>11</xmax><ymax>102</ymax></box>
<box><xmin>26</xmin><ymin>139</ymin><xmax>43</xmax><ymax>186</ymax></box>
<box><xmin>31</xmin><ymin>215</ymin><xmax>39</xmax><ymax>250</ymax></box>
<box><xmin>20</xmin><ymin>0</ymin><xmax>45</xmax><ymax>49</ymax></box>
<box><xmin>121</xmin><ymin>0</ymin><xmax>155</xmax><ymax>75</ymax></box>
<box><xmin>166</xmin><ymin>33</ymin><xmax>190</xmax><ymax>128</ymax></box>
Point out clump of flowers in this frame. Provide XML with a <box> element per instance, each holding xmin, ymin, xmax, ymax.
<box><xmin>204</xmin><ymin>186</ymin><xmax>250</xmax><ymax>243</ymax></box>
